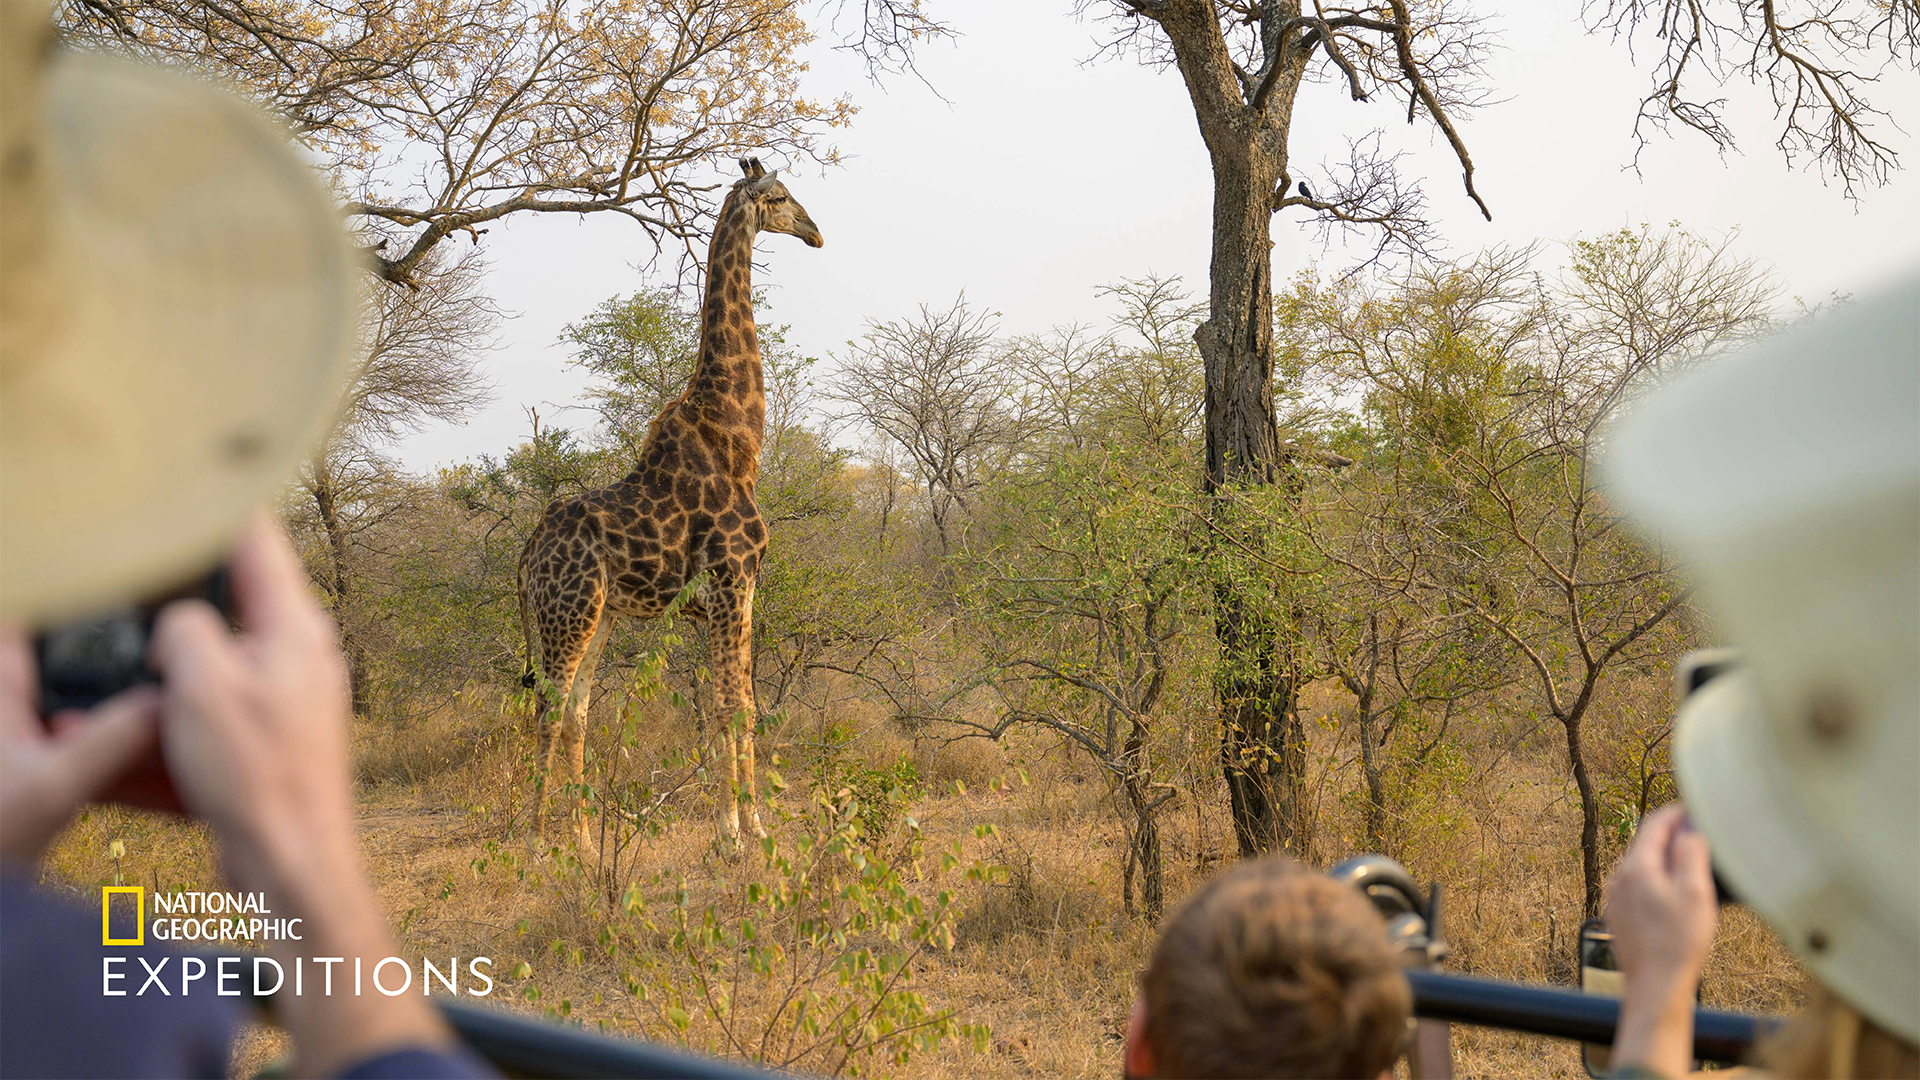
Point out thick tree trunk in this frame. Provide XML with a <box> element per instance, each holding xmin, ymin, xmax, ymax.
<box><xmin>1197</xmin><ymin>148</ymin><xmax>1284</xmax><ymax>494</ymax></box>
<box><xmin>1217</xmin><ymin>589</ymin><xmax>1308</xmax><ymax>856</ymax></box>
<box><xmin>1198</xmin><ymin>141</ymin><xmax>1310</xmax><ymax>858</ymax></box>
<box><xmin>309</xmin><ymin>463</ymin><xmax>373</xmax><ymax>719</ymax></box>
<box><xmin>1146</xmin><ymin>0</ymin><xmax>1314</xmax><ymax>858</ymax></box>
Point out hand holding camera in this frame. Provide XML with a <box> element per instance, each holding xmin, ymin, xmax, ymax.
<box><xmin>0</xmin><ymin>635</ymin><xmax>160</xmax><ymax>862</ymax></box>
<box><xmin>0</xmin><ymin>518</ymin><xmax>341</xmax><ymax>858</ymax></box>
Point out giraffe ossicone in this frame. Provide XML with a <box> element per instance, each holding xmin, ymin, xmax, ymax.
<box><xmin>517</xmin><ymin>157</ymin><xmax>823</xmax><ymax>847</ymax></box>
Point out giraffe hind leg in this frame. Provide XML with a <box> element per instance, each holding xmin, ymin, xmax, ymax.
<box><xmin>530</xmin><ymin>601</ymin><xmax>606</xmax><ymax>847</ymax></box>
<box><xmin>562</xmin><ymin>617</ymin><xmax>613</xmax><ymax>849</ymax></box>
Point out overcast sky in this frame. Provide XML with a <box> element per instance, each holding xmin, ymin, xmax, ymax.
<box><xmin>395</xmin><ymin>1</ymin><xmax>1920</xmax><ymax>471</ymax></box>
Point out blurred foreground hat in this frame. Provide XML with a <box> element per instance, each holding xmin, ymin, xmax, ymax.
<box><xmin>0</xmin><ymin>1</ymin><xmax>356</xmax><ymax>625</ymax></box>
<box><xmin>1605</xmin><ymin>271</ymin><xmax>1920</xmax><ymax>1042</ymax></box>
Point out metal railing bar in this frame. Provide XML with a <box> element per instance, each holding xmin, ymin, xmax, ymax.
<box><xmin>206</xmin><ymin>953</ymin><xmax>1781</xmax><ymax>1075</ymax></box>
<box><xmin>1407</xmin><ymin>969</ymin><xmax>1779</xmax><ymax>1066</ymax></box>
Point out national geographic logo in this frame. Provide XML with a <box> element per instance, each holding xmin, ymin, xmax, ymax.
<box><xmin>102</xmin><ymin>886</ymin><xmax>143</xmax><ymax>946</ymax></box>
<box><xmin>95</xmin><ymin>886</ymin><xmax>496</xmax><ymax>998</ymax></box>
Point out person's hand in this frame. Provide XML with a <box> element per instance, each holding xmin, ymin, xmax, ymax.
<box><xmin>148</xmin><ymin>516</ymin><xmax>451</xmax><ymax>1074</ymax></box>
<box><xmin>1605</xmin><ymin>802</ymin><xmax>1719</xmax><ymax>1078</ymax></box>
<box><xmin>0</xmin><ymin>629</ymin><xmax>158</xmax><ymax>863</ymax></box>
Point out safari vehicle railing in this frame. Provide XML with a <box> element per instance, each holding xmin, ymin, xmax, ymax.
<box><xmin>213</xmin><ymin>952</ymin><xmax>1778</xmax><ymax>1078</ymax></box>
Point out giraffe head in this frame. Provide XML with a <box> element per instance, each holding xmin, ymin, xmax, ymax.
<box><xmin>735</xmin><ymin>157</ymin><xmax>823</xmax><ymax>248</ymax></box>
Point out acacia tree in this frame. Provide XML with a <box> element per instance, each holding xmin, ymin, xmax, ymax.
<box><xmin>59</xmin><ymin>0</ymin><xmax>883</xmax><ymax>284</ymax></box>
<box><xmin>960</xmin><ymin>416</ymin><xmax>1201</xmax><ymax>923</ymax></box>
<box><xmin>830</xmin><ymin>297</ymin><xmax>1028</xmax><ymax>558</ymax></box>
<box><xmin>558</xmin><ymin>288</ymin><xmax>704</xmax><ymax>461</ymax></box>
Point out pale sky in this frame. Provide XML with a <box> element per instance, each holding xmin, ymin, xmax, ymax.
<box><xmin>396</xmin><ymin>1</ymin><xmax>1920</xmax><ymax>471</ymax></box>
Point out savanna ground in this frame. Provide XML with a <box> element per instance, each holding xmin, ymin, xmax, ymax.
<box><xmin>46</xmin><ymin>665</ymin><xmax>1805</xmax><ymax>1079</ymax></box>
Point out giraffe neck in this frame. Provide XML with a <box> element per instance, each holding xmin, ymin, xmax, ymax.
<box><xmin>683</xmin><ymin>187</ymin><xmax>764</xmax><ymax>440</ymax></box>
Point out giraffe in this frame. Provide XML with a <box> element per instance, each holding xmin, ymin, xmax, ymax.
<box><xmin>517</xmin><ymin>157</ymin><xmax>822</xmax><ymax>846</ymax></box>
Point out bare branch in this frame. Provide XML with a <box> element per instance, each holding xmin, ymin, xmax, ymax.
<box><xmin>1585</xmin><ymin>0</ymin><xmax>1918</xmax><ymax>194</ymax></box>
<box><xmin>1274</xmin><ymin>136</ymin><xmax>1441</xmax><ymax>270</ymax></box>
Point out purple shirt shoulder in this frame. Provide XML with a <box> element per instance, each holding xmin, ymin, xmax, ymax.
<box><xmin>0</xmin><ymin>865</ymin><xmax>234</xmax><ymax>1078</ymax></box>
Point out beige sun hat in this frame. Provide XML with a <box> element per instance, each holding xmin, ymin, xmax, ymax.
<box><xmin>1604</xmin><ymin>270</ymin><xmax>1920</xmax><ymax>1042</ymax></box>
<box><xmin>0</xmin><ymin>1</ymin><xmax>358</xmax><ymax>626</ymax></box>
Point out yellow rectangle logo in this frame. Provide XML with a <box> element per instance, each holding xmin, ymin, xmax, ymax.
<box><xmin>101</xmin><ymin>886</ymin><xmax>143</xmax><ymax>945</ymax></box>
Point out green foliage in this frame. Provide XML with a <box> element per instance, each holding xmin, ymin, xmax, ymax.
<box><xmin>607</xmin><ymin>788</ymin><xmax>994</xmax><ymax>1075</ymax></box>
<box><xmin>560</xmin><ymin>287</ymin><xmax>701</xmax><ymax>455</ymax></box>
<box><xmin>809</xmin><ymin>719</ymin><xmax>925</xmax><ymax>844</ymax></box>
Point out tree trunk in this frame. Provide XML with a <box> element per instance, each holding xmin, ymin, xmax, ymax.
<box><xmin>1357</xmin><ymin>699</ymin><xmax>1387</xmax><ymax>853</ymax></box>
<box><xmin>309</xmin><ymin>461</ymin><xmax>373</xmax><ymax>719</ymax></box>
<box><xmin>1563</xmin><ymin>713</ymin><xmax>1602</xmax><ymax>916</ymax></box>
<box><xmin>1121</xmin><ymin>773</ymin><xmax>1165</xmax><ymax>922</ymax></box>
<box><xmin>1199</xmin><ymin>140</ymin><xmax>1309</xmax><ymax>857</ymax></box>
<box><xmin>1144</xmin><ymin>0</ymin><xmax>1314</xmax><ymax>858</ymax></box>
<box><xmin>1118</xmin><ymin>704</ymin><xmax>1167</xmax><ymax>921</ymax></box>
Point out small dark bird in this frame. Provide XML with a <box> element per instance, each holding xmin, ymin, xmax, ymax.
<box><xmin>1297</xmin><ymin>180</ymin><xmax>1313</xmax><ymax>201</ymax></box>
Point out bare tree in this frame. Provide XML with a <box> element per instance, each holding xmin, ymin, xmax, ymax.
<box><xmin>830</xmin><ymin>296</ymin><xmax>1026</xmax><ymax>556</ymax></box>
<box><xmin>298</xmin><ymin>247</ymin><xmax>499</xmax><ymax>715</ymax></box>
<box><xmin>1093</xmin><ymin>275</ymin><xmax>1207</xmax><ymax>448</ymax></box>
<box><xmin>1006</xmin><ymin>323</ymin><xmax>1115</xmax><ymax>453</ymax></box>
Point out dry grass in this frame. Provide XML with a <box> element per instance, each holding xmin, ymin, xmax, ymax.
<box><xmin>41</xmin><ymin>670</ymin><xmax>1807</xmax><ymax>1080</ymax></box>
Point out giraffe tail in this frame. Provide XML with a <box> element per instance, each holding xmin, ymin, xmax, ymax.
<box><xmin>517</xmin><ymin>565</ymin><xmax>539</xmax><ymax>690</ymax></box>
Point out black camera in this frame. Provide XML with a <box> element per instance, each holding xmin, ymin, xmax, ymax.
<box><xmin>34</xmin><ymin>568</ymin><xmax>231</xmax><ymax>715</ymax></box>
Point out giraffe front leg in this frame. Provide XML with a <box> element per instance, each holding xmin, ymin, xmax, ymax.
<box><xmin>708</xmin><ymin>580</ymin><xmax>761</xmax><ymax>843</ymax></box>
<box><xmin>722</xmin><ymin>724</ymin><xmax>742</xmax><ymax>845</ymax></box>
<box><xmin>741</xmin><ymin>714</ymin><xmax>766</xmax><ymax>840</ymax></box>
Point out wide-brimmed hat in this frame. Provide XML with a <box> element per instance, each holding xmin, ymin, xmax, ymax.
<box><xmin>1605</xmin><ymin>272</ymin><xmax>1920</xmax><ymax>1042</ymax></box>
<box><xmin>0</xmin><ymin>1</ymin><xmax>357</xmax><ymax>625</ymax></box>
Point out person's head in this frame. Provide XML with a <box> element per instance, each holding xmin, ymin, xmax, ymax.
<box><xmin>1124</xmin><ymin>856</ymin><xmax>1410</xmax><ymax>1080</ymax></box>
<box><xmin>0</xmin><ymin>0</ymin><xmax>356</xmax><ymax>629</ymax></box>
<box><xmin>1606</xmin><ymin>276</ymin><xmax>1920</xmax><ymax>1055</ymax></box>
